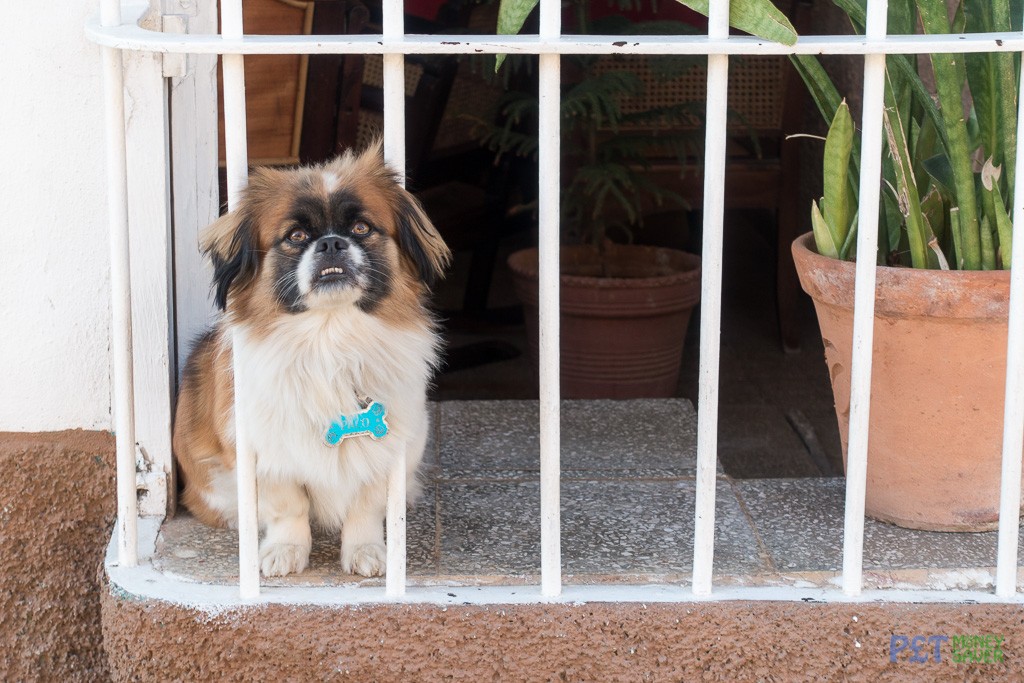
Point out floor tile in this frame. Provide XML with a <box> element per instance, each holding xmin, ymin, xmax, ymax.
<box><xmin>437</xmin><ymin>398</ymin><xmax>705</xmax><ymax>479</ymax></box>
<box><xmin>434</xmin><ymin>479</ymin><xmax>765</xmax><ymax>580</ymax></box>
<box><xmin>734</xmin><ymin>478</ymin><xmax>1021</xmax><ymax>572</ymax></box>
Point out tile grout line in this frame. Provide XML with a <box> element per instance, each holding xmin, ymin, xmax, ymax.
<box><xmin>432</xmin><ymin>403</ymin><xmax>443</xmax><ymax>575</ymax></box>
<box><xmin>432</xmin><ymin>482</ymin><xmax>442</xmax><ymax>575</ymax></box>
<box><xmin>726</xmin><ymin>477</ymin><xmax>777</xmax><ymax>573</ymax></box>
<box><xmin>433</xmin><ymin>474</ymin><xmax>726</xmax><ymax>484</ymax></box>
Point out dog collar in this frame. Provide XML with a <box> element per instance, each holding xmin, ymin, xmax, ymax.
<box><xmin>323</xmin><ymin>398</ymin><xmax>389</xmax><ymax>446</ymax></box>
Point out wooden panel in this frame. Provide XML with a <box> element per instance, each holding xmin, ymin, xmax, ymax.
<box><xmin>216</xmin><ymin>0</ymin><xmax>311</xmax><ymax>164</ymax></box>
<box><xmin>124</xmin><ymin>50</ymin><xmax>173</xmax><ymax>517</ymax></box>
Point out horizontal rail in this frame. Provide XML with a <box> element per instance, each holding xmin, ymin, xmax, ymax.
<box><xmin>88</xmin><ymin>21</ymin><xmax>1024</xmax><ymax>57</ymax></box>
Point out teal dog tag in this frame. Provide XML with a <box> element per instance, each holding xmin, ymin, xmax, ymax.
<box><xmin>323</xmin><ymin>401</ymin><xmax>389</xmax><ymax>446</ymax></box>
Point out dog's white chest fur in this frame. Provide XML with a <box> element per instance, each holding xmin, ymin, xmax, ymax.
<box><xmin>226</xmin><ymin>308</ymin><xmax>435</xmax><ymax>528</ymax></box>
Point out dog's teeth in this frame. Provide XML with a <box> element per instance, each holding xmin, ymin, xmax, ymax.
<box><xmin>320</xmin><ymin>267</ymin><xmax>344</xmax><ymax>276</ymax></box>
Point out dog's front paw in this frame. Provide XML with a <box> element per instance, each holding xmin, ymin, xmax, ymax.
<box><xmin>259</xmin><ymin>542</ymin><xmax>310</xmax><ymax>577</ymax></box>
<box><xmin>341</xmin><ymin>543</ymin><xmax>386</xmax><ymax>577</ymax></box>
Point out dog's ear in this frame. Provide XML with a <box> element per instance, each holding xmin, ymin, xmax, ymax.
<box><xmin>394</xmin><ymin>190</ymin><xmax>452</xmax><ymax>288</ymax></box>
<box><xmin>201</xmin><ymin>209</ymin><xmax>260</xmax><ymax>310</ymax></box>
<box><xmin>347</xmin><ymin>140</ymin><xmax>451</xmax><ymax>286</ymax></box>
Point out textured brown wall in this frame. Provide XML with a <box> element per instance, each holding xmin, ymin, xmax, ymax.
<box><xmin>103</xmin><ymin>594</ymin><xmax>1024</xmax><ymax>682</ymax></box>
<box><xmin>0</xmin><ymin>431</ymin><xmax>115</xmax><ymax>682</ymax></box>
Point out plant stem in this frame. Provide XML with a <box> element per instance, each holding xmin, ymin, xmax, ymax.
<box><xmin>883</xmin><ymin>68</ymin><xmax>931</xmax><ymax>269</ymax></box>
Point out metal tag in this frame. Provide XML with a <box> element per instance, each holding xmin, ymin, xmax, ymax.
<box><xmin>323</xmin><ymin>400</ymin><xmax>389</xmax><ymax>446</ymax></box>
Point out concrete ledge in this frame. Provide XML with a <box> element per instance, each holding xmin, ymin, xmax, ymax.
<box><xmin>101</xmin><ymin>590</ymin><xmax>1024</xmax><ymax>681</ymax></box>
<box><xmin>0</xmin><ymin>430</ymin><xmax>115</xmax><ymax>681</ymax></box>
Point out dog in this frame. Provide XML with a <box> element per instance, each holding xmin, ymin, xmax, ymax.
<box><xmin>172</xmin><ymin>143</ymin><xmax>450</xmax><ymax>577</ymax></box>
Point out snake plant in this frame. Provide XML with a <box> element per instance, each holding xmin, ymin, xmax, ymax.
<box><xmin>795</xmin><ymin>0</ymin><xmax>1021</xmax><ymax>270</ymax></box>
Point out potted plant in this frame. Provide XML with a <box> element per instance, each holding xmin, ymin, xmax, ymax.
<box><xmin>492</xmin><ymin>0</ymin><xmax>796</xmax><ymax>398</ymax></box>
<box><xmin>783</xmin><ymin>0</ymin><xmax>1021</xmax><ymax>530</ymax></box>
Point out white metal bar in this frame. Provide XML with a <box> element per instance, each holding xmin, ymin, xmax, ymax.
<box><xmin>538</xmin><ymin>52</ymin><xmax>561</xmax><ymax>598</ymax></box>
<box><xmin>101</xmin><ymin>0</ymin><xmax>138</xmax><ymax>567</ymax></box>
<box><xmin>691</xmin><ymin>0</ymin><xmax>730</xmax><ymax>600</ymax></box>
<box><xmin>382</xmin><ymin>0</ymin><xmax>407</xmax><ymax>598</ymax></box>
<box><xmin>385</xmin><ymin>454</ymin><xmax>407</xmax><ymax>597</ymax></box>
<box><xmin>231</xmin><ymin>331</ymin><xmax>260</xmax><ymax>600</ymax></box>
<box><xmin>99</xmin><ymin>0</ymin><xmax>120</xmax><ymax>26</ymax></box>
<box><xmin>87</xmin><ymin>23</ymin><xmax>1024</xmax><ymax>57</ymax></box>
<box><xmin>842</xmin><ymin>0</ymin><xmax>889</xmax><ymax>598</ymax></box>
<box><xmin>994</xmin><ymin>27</ymin><xmax>1024</xmax><ymax>598</ymax></box>
<box><xmin>220</xmin><ymin>0</ymin><xmax>259</xmax><ymax>600</ymax></box>
<box><xmin>221</xmin><ymin>56</ymin><xmax>249</xmax><ymax>208</ymax></box>
<box><xmin>537</xmin><ymin>0</ymin><xmax>561</xmax><ymax>599</ymax></box>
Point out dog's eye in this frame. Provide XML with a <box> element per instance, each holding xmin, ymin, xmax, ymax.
<box><xmin>351</xmin><ymin>222</ymin><xmax>371</xmax><ymax>236</ymax></box>
<box><xmin>287</xmin><ymin>229</ymin><xmax>309</xmax><ymax>244</ymax></box>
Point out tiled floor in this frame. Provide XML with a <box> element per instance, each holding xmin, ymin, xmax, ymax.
<box><xmin>155</xmin><ymin>399</ymin><xmax>1022</xmax><ymax>591</ymax></box>
<box><xmin>431</xmin><ymin>209</ymin><xmax>844</xmax><ymax>479</ymax></box>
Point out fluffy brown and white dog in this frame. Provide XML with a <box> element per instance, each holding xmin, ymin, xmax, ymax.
<box><xmin>173</xmin><ymin>144</ymin><xmax>450</xmax><ymax>577</ymax></box>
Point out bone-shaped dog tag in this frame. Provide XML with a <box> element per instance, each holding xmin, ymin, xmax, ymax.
<box><xmin>323</xmin><ymin>401</ymin><xmax>389</xmax><ymax>446</ymax></box>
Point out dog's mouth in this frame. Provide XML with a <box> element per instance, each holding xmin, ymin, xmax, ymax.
<box><xmin>316</xmin><ymin>266</ymin><xmax>347</xmax><ymax>284</ymax></box>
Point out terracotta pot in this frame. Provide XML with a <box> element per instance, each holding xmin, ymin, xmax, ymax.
<box><xmin>508</xmin><ymin>243</ymin><xmax>701</xmax><ymax>399</ymax></box>
<box><xmin>792</xmin><ymin>232</ymin><xmax>1020</xmax><ymax>531</ymax></box>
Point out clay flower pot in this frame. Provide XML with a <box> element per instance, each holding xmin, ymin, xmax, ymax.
<box><xmin>792</xmin><ymin>232</ymin><xmax>1020</xmax><ymax>531</ymax></box>
<box><xmin>508</xmin><ymin>243</ymin><xmax>701</xmax><ymax>399</ymax></box>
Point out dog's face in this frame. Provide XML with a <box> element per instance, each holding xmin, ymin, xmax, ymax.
<box><xmin>203</xmin><ymin>144</ymin><xmax>450</xmax><ymax>320</ymax></box>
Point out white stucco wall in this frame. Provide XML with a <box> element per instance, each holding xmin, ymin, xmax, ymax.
<box><xmin>0</xmin><ymin>1</ymin><xmax>113</xmax><ymax>431</ymax></box>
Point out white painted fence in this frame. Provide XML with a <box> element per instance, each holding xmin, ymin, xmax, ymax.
<box><xmin>88</xmin><ymin>0</ymin><xmax>1024</xmax><ymax>603</ymax></box>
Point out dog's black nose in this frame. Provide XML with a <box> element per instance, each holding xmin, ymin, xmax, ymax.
<box><xmin>316</xmin><ymin>235</ymin><xmax>349</xmax><ymax>254</ymax></box>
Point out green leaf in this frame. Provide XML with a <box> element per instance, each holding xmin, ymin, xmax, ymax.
<box><xmin>882</xmin><ymin>188</ymin><xmax>904</xmax><ymax>256</ymax></box>
<box><xmin>992</xmin><ymin>188</ymin><xmax>1014</xmax><ymax>270</ymax></box>
<box><xmin>495</xmin><ymin>0</ymin><xmax>538</xmax><ymax>71</ymax></box>
<box><xmin>888</xmin><ymin>0</ymin><xmax>916</xmax><ymax>34</ymax></box>
<box><xmin>965</xmin><ymin>0</ymin><xmax>1017</xmax><ymax>202</ymax></box>
<box><xmin>912</xmin><ymin>115</ymin><xmax>940</xmax><ymax>199</ymax></box>
<box><xmin>674</xmin><ymin>0</ymin><xmax>797</xmax><ymax>45</ymax></box>
<box><xmin>981</xmin><ymin>215</ymin><xmax>998</xmax><ymax>270</ymax></box>
<box><xmin>922</xmin><ymin>154</ymin><xmax>955</xmax><ymax>196</ymax></box>
<box><xmin>981</xmin><ymin>157</ymin><xmax>1014</xmax><ymax>268</ymax></box>
<box><xmin>811</xmin><ymin>199</ymin><xmax>840</xmax><ymax>259</ymax></box>
<box><xmin>839</xmin><ymin>211</ymin><xmax>859</xmax><ymax>261</ymax></box>
<box><xmin>949</xmin><ymin>207</ymin><xmax>965</xmax><ymax>269</ymax></box>
<box><xmin>822</xmin><ymin>100</ymin><xmax>855</xmax><ymax>250</ymax></box>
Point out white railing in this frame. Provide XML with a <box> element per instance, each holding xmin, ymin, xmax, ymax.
<box><xmin>89</xmin><ymin>0</ymin><xmax>1024</xmax><ymax>603</ymax></box>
